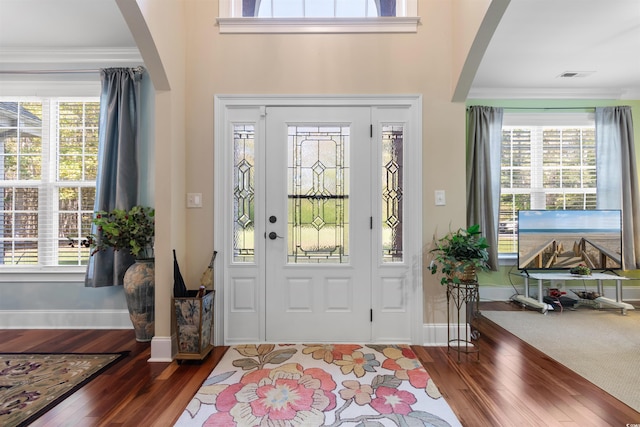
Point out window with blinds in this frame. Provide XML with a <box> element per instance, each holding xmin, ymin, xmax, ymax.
<box><xmin>0</xmin><ymin>99</ymin><xmax>99</xmax><ymax>267</ymax></box>
<box><xmin>499</xmin><ymin>112</ymin><xmax>596</xmax><ymax>254</ymax></box>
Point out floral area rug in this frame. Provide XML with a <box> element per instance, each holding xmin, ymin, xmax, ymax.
<box><xmin>174</xmin><ymin>344</ymin><xmax>461</xmax><ymax>426</ymax></box>
<box><xmin>0</xmin><ymin>352</ymin><xmax>127</xmax><ymax>427</ymax></box>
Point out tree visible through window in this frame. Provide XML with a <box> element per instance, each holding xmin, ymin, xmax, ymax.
<box><xmin>0</xmin><ymin>99</ymin><xmax>98</xmax><ymax>267</ymax></box>
<box><xmin>499</xmin><ymin>113</ymin><xmax>596</xmax><ymax>254</ymax></box>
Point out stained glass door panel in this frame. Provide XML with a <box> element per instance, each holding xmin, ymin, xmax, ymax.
<box><xmin>288</xmin><ymin>125</ymin><xmax>349</xmax><ymax>264</ymax></box>
<box><xmin>265</xmin><ymin>107</ymin><xmax>371</xmax><ymax>342</ymax></box>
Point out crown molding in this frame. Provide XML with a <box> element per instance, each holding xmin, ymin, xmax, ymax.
<box><xmin>467</xmin><ymin>87</ymin><xmax>633</xmax><ymax>100</ymax></box>
<box><xmin>0</xmin><ymin>47</ymin><xmax>142</xmax><ymax>69</ymax></box>
<box><xmin>620</xmin><ymin>89</ymin><xmax>640</xmax><ymax>100</ymax></box>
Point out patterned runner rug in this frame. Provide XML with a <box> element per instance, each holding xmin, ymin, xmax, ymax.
<box><xmin>175</xmin><ymin>344</ymin><xmax>461</xmax><ymax>426</ymax></box>
<box><xmin>0</xmin><ymin>352</ymin><xmax>127</xmax><ymax>427</ymax></box>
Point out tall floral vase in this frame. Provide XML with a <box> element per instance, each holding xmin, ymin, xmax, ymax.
<box><xmin>123</xmin><ymin>259</ymin><xmax>155</xmax><ymax>342</ymax></box>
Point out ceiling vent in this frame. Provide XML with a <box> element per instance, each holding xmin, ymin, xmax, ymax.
<box><xmin>558</xmin><ymin>71</ymin><xmax>595</xmax><ymax>78</ymax></box>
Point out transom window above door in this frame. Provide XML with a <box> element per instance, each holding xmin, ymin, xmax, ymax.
<box><xmin>218</xmin><ymin>0</ymin><xmax>419</xmax><ymax>33</ymax></box>
<box><xmin>247</xmin><ymin>0</ymin><xmax>397</xmax><ymax>17</ymax></box>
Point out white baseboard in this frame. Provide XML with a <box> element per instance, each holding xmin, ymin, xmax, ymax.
<box><xmin>422</xmin><ymin>323</ymin><xmax>473</xmax><ymax>346</ymax></box>
<box><xmin>149</xmin><ymin>335</ymin><xmax>173</xmax><ymax>362</ymax></box>
<box><xmin>0</xmin><ymin>309</ymin><xmax>131</xmax><ymax>329</ymax></box>
<box><xmin>0</xmin><ymin>309</ymin><xmax>177</xmax><ymax>363</ymax></box>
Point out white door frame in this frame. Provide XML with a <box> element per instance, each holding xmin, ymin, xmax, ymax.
<box><xmin>213</xmin><ymin>95</ymin><xmax>423</xmax><ymax>345</ymax></box>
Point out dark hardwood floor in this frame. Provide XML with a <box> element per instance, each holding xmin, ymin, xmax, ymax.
<box><xmin>2</xmin><ymin>301</ymin><xmax>639</xmax><ymax>426</ymax></box>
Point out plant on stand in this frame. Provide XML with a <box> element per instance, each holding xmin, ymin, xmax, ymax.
<box><xmin>89</xmin><ymin>205</ymin><xmax>155</xmax><ymax>342</ymax></box>
<box><xmin>430</xmin><ymin>224</ymin><xmax>489</xmax><ymax>358</ymax></box>
<box><xmin>429</xmin><ymin>224</ymin><xmax>490</xmax><ymax>285</ymax></box>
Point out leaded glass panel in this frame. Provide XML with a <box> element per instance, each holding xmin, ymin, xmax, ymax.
<box><xmin>381</xmin><ymin>125</ymin><xmax>403</xmax><ymax>262</ymax></box>
<box><xmin>288</xmin><ymin>125</ymin><xmax>348</xmax><ymax>264</ymax></box>
<box><xmin>233</xmin><ymin>125</ymin><xmax>255</xmax><ymax>263</ymax></box>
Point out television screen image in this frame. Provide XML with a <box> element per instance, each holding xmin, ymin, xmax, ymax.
<box><xmin>517</xmin><ymin>210</ymin><xmax>623</xmax><ymax>271</ymax></box>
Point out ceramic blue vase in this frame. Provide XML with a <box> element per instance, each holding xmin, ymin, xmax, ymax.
<box><xmin>123</xmin><ymin>259</ymin><xmax>155</xmax><ymax>342</ymax></box>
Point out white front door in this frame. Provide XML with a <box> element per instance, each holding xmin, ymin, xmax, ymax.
<box><xmin>264</xmin><ymin>107</ymin><xmax>372</xmax><ymax>342</ymax></box>
<box><xmin>215</xmin><ymin>96</ymin><xmax>422</xmax><ymax>345</ymax></box>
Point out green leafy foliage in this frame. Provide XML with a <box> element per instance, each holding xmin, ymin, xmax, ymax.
<box><xmin>89</xmin><ymin>205</ymin><xmax>155</xmax><ymax>258</ymax></box>
<box><xmin>231</xmin><ymin>345</ymin><xmax>297</xmax><ymax>371</ymax></box>
<box><xmin>569</xmin><ymin>263</ymin><xmax>591</xmax><ymax>275</ymax></box>
<box><xmin>429</xmin><ymin>224</ymin><xmax>490</xmax><ymax>285</ymax></box>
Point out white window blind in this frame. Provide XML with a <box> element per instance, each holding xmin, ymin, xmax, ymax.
<box><xmin>0</xmin><ymin>98</ymin><xmax>99</xmax><ymax>268</ymax></box>
<box><xmin>499</xmin><ymin>112</ymin><xmax>596</xmax><ymax>254</ymax></box>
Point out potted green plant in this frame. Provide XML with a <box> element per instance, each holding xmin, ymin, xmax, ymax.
<box><xmin>89</xmin><ymin>205</ymin><xmax>155</xmax><ymax>259</ymax></box>
<box><xmin>89</xmin><ymin>205</ymin><xmax>155</xmax><ymax>342</ymax></box>
<box><xmin>429</xmin><ymin>224</ymin><xmax>490</xmax><ymax>285</ymax></box>
<box><xmin>569</xmin><ymin>263</ymin><xmax>591</xmax><ymax>276</ymax></box>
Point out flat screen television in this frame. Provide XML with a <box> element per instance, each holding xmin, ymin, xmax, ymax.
<box><xmin>517</xmin><ymin>209</ymin><xmax>623</xmax><ymax>271</ymax></box>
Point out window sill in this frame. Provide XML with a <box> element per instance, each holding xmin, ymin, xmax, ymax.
<box><xmin>0</xmin><ymin>267</ymin><xmax>87</xmax><ymax>283</ymax></box>
<box><xmin>216</xmin><ymin>17</ymin><xmax>420</xmax><ymax>34</ymax></box>
<box><xmin>498</xmin><ymin>254</ymin><xmax>517</xmax><ymax>267</ymax></box>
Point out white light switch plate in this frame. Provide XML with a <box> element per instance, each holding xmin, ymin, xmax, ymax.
<box><xmin>187</xmin><ymin>193</ymin><xmax>202</xmax><ymax>208</ymax></box>
<box><xmin>435</xmin><ymin>190</ymin><xmax>446</xmax><ymax>206</ymax></box>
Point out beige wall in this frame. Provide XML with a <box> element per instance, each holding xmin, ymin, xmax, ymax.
<box><xmin>127</xmin><ymin>0</ymin><xmax>188</xmax><ymax>342</ymax></box>
<box><xmin>451</xmin><ymin>0</ymin><xmax>499</xmax><ymax>99</ymax></box>
<box><xmin>133</xmin><ymin>0</ymin><xmax>489</xmax><ymax>350</ymax></box>
<box><xmin>181</xmin><ymin>0</ymin><xmax>474</xmax><ymax>328</ymax></box>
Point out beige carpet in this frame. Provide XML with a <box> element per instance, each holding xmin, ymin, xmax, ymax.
<box><xmin>482</xmin><ymin>307</ymin><xmax>640</xmax><ymax>412</ymax></box>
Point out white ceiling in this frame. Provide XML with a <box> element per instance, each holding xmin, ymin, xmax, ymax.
<box><xmin>0</xmin><ymin>0</ymin><xmax>140</xmax><ymax>76</ymax></box>
<box><xmin>1</xmin><ymin>0</ymin><xmax>639</xmax><ymax>99</ymax></box>
<box><xmin>0</xmin><ymin>0</ymin><xmax>135</xmax><ymax>48</ymax></box>
<box><xmin>469</xmin><ymin>0</ymin><xmax>640</xmax><ymax>99</ymax></box>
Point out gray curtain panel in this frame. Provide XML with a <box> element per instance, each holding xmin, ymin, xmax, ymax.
<box><xmin>466</xmin><ymin>106</ymin><xmax>503</xmax><ymax>271</ymax></box>
<box><xmin>85</xmin><ymin>67</ymin><xmax>144</xmax><ymax>288</ymax></box>
<box><xmin>596</xmin><ymin>106</ymin><xmax>640</xmax><ymax>269</ymax></box>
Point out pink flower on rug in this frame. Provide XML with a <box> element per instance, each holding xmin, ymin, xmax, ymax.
<box><xmin>382</xmin><ymin>346</ymin><xmax>429</xmax><ymax>388</ymax></box>
<box><xmin>203</xmin><ymin>411</ymin><xmax>235</xmax><ymax>426</ymax></box>
<box><xmin>206</xmin><ymin>363</ymin><xmax>337</xmax><ymax>426</ymax></box>
<box><xmin>302</xmin><ymin>344</ymin><xmax>362</xmax><ymax>363</ymax></box>
<box><xmin>339</xmin><ymin>380</ymin><xmax>373</xmax><ymax>405</ymax></box>
<box><xmin>334</xmin><ymin>351</ymin><xmax>380</xmax><ymax>378</ymax></box>
<box><xmin>370</xmin><ymin>386</ymin><xmax>417</xmax><ymax>415</ymax></box>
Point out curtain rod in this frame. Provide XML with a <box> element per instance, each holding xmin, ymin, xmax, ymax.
<box><xmin>468</xmin><ymin>106</ymin><xmax>598</xmax><ymax>111</ymax></box>
<box><xmin>0</xmin><ymin>66</ymin><xmax>144</xmax><ymax>75</ymax></box>
<box><xmin>0</xmin><ymin>69</ymin><xmax>100</xmax><ymax>75</ymax></box>
<box><xmin>503</xmin><ymin>106</ymin><xmax>596</xmax><ymax>111</ymax></box>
